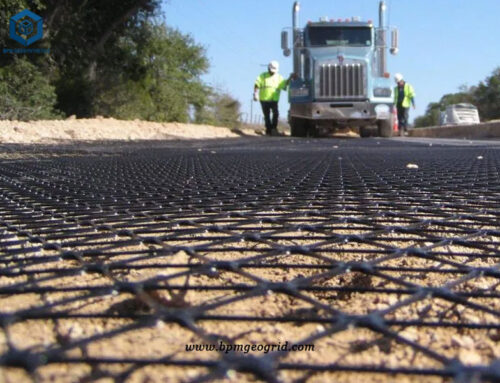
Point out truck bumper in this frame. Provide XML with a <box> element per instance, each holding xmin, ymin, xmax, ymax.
<box><xmin>289</xmin><ymin>101</ymin><xmax>392</xmax><ymax>126</ymax></box>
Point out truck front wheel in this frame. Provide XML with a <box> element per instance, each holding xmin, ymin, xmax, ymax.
<box><xmin>377</xmin><ymin>118</ymin><xmax>393</xmax><ymax>138</ymax></box>
<box><xmin>359</xmin><ymin>127</ymin><xmax>371</xmax><ymax>138</ymax></box>
<box><xmin>290</xmin><ymin>117</ymin><xmax>308</xmax><ymax>137</ymax></box>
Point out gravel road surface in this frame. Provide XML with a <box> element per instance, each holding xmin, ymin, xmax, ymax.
<box><xmin>1</xmin><ymin>137</ymin><xmax>500</xmax><ymax>383</ymax></box>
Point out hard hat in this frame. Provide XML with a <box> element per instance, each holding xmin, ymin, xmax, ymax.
<box><xmin>394</xmin><ymin>73</ymin><xmax>404</xmax><ymax>83</ymax></box>
<box><xmin>268</xmin><ymin>60</ymin><xmax>279</xmax><ymax>73</ymax></box>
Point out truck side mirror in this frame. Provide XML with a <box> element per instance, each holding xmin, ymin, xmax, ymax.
<box><xmin>281</xmin><ymin>30</ymin><xmax>291</xmax><ymax>57</ymax></box>
<box><xmin>390</xmin><ymin>28</ymin><xmax>399</xmax><ymax>55</ymax></box>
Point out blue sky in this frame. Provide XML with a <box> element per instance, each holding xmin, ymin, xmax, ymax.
<box><xmin>163</xmin><ymin>0</ymin><xmax>500</xmax><ymax>124</ymax></box>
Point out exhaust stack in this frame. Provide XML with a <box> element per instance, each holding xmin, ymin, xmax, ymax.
<box><xmin>292</xmin><ymin>2</ymin><xmax>301</xmax><ymax>75</ymax></box>
<box><xmin>378</xmin><ymin>1</ymin><xmax>387</xmax><ymax>76</ymax></box>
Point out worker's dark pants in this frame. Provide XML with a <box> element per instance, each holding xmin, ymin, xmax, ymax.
<box><xmin>260</xmin><ymin>101</ymin><xmax>279</xmax><ymax>135</ymax></box>
<box><xmin>397</xmin><ymin>106</ymin><xmax>409</xmax><ymax>132</ymax></box>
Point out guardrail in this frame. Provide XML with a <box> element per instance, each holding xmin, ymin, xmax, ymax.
<box><xmin>409</xmin><ymin>120</ymin><xmax>500</xmax><ymax>139</ymax></box>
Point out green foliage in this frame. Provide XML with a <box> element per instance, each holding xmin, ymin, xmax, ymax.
<box><xmin>0</xmin><ymin>58</ymin><xmax>60</xmax><ymax>120</ymax></box>
<box><xmin>195</xmin><ymin>91</ymin><xmax>241</xmax><ymax>128</ymax></box>
<box><xmin>439</xmin><ymin>91</ymin><xmax>474</xmax><ymax>108</ymax></box>
<box><xmin>474</xmin><ymin>67</ymin><xmax>500</xmax><ymax>121</ymax></box>
<box><xmin>414</xmin><ymin>102</ymin><xmax>441</xmax><ymax>128</ymax></box>
<box><xmin>0</xmin><ymin>1</ymin><xmax>222</xmax><ymax>123</ymax></box>
<box><xmin>94</xmin><ymin>23</ymin><xmax>209</xmax><ymax>122</ymax></box>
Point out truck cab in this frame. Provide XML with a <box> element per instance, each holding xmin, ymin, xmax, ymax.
<box><xmin>282</xmin><ymin>2</ymin><xmax>399</xmax><ymax>137</ymax></box>
<box><xmin>440</xmin><ymin>104</ymin><xmax>480</xmax><ymax>126</ymax></box>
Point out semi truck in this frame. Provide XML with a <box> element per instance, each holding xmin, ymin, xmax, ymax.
<box><xmin>281</xmin><ymin>1</ymin><xmax>399</xmax><ymax>137</ymax></box>
<box><xmin>439</xmin><ymin>104</ymin><xmax>480</xmax><ymax>126</ymax></box>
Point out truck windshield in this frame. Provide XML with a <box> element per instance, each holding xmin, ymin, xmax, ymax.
<box><xmin>307</xmin><ymin>27</ymin><xmax>372</xmax><ymax>47</ymax></box>
<box><xmin>452</xmin><ymin>104</ymin><xmax>477</xmax><ymax>110</ymax></box>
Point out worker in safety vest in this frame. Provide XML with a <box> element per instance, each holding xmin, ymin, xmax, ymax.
<box><xmin>254</xmin><ymin>61</ymin><xmax>294</xmax><ymax>136</ymax></box>
<box><xmin>394</xmin><ymin>73</ymin><xmax>415</xmax><ymax>136</ymax></box>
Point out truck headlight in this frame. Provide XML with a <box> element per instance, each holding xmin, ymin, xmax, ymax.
<box><xmin>375</xmin><ymin>104</ymin><xmax>390</xmax><ymax>119</ymax></box>
<box><xmin>374</xmin><ymin>87</ymin><xmax>392</xmax><ymax>97</ymax></box>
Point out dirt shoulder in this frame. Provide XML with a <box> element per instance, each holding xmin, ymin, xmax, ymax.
<box><xmin>0</xmin><ymin>117</ymin><xmax>259</xmax><ymax>144</ymax></box>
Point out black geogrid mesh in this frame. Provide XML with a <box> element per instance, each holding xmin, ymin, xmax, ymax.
<box><xmin>1</xmin><ymin>138</ymin><xmax>500</xmax><ymax>382</ymax></box>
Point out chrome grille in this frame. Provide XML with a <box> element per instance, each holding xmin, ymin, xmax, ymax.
<box><xmin>317</xmin><ymin>62</ymin><xmax>366</xmax><ymax>99</ymax></box>
<box><xmin>456</xmin><ymin>110</ymin><xmax>479</xmax><ymax>123</ymax></box>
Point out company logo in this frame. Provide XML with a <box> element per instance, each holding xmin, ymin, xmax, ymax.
<box><xmin>9</xmin><ymin>9</ymin><xmax>43</xmax><ymax>46</ymax></box>
<box><xmin>337</xmin><ymin>55</ymin><xmax>344</xmax><ymax>64</ymax></box>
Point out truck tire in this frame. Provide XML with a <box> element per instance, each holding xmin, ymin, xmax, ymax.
<box><xmin>290</xmin><ymin>117</ymin><xmax>308</xmax><ymax>137</ymax></box>
<box><xmin>359</xmin><ymin>127</ymin><xmax>371</xmax><ymax>138</ymax></box>
<box><xmin>307</xmin><ymin>123</ymin><xmax>318</xmax><ymax>137</ymax></box>
<box><xmin>377</xmin><ymin>118</ymin><xmax>393</xmax><ymax>138</ymax></box>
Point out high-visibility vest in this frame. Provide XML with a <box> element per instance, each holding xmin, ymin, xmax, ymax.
<box><xmin>255</xmin><ymin>72</ymin><xmax>288</xmax><ymax>102</ymax></box>
<box><xmin>394</xmin><ymin>82</ymin><xmax>415</xmax><ymax>108</ymax></box>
